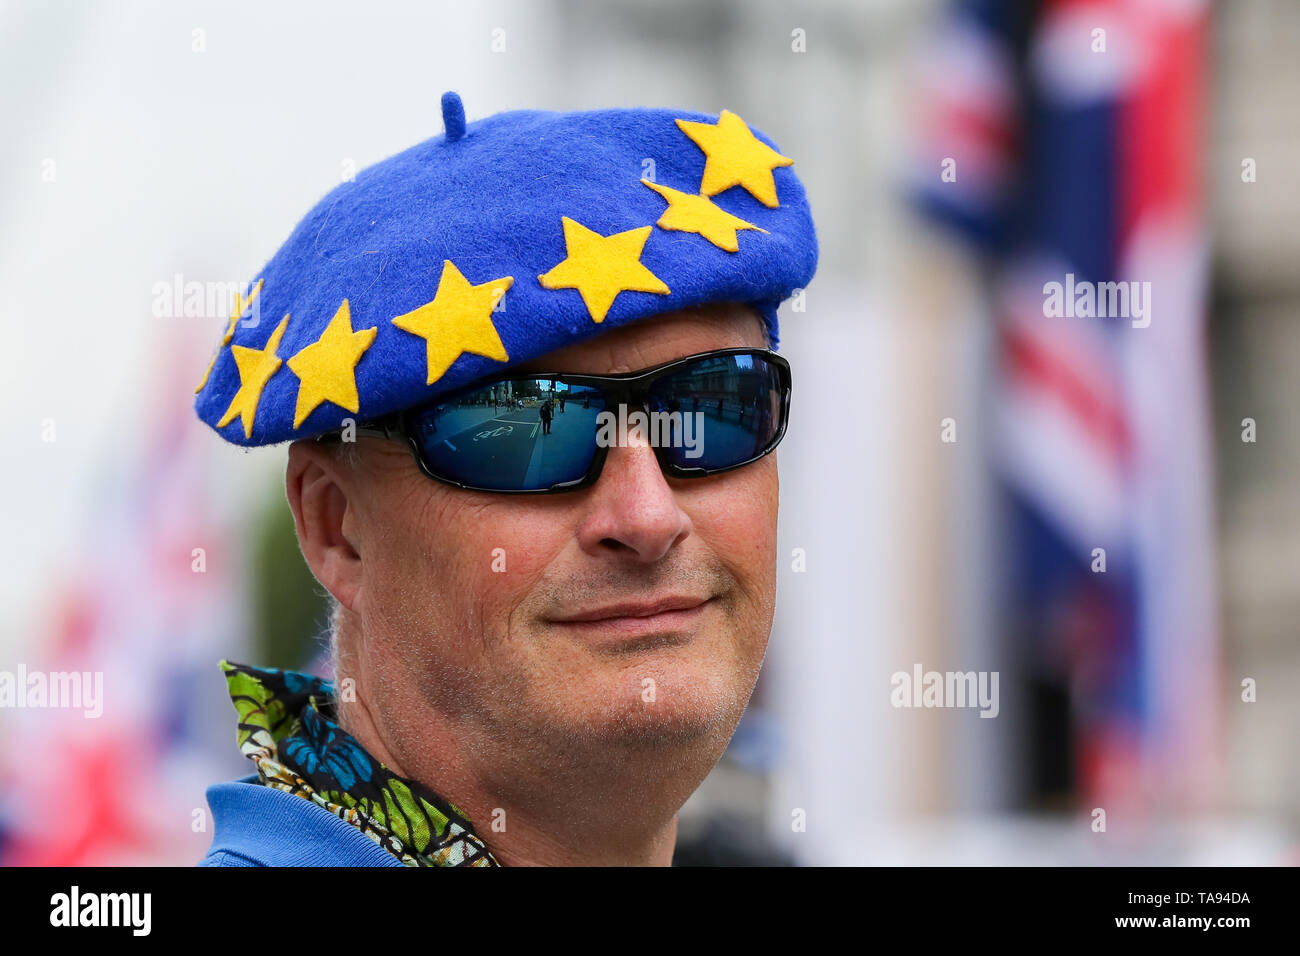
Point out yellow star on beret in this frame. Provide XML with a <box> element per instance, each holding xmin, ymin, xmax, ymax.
<box><xmin>391</xmin><ymin>260</ymin><xmax>512</xmax><ymax>386</ymax></box>
<box><xmin>196</xmin><ymin>278</ymin><xmax>263</xmax><ymax>394</ymax></box>
<box><xmin>286</xmin><ymin>299</ymin><xmax>378</xmax><ymax>429</ymax></box>
<box><xmin>675</xmin><ymin>110</ymin><xmax>794</xmax><ymax>208</ymax></box>
<box><xmin>216</xmin><ymin>314</ymin><xmax>288</xmax><ymax>439</ymax></box>
<box><xmin>537</xmin><ymin>216</ymin><xmax>669</xmax><ymax>323</ymax></box>
<box><xmin>640</xmin><ymin>179</ymin><xmax>766</xmax><ymax>252</ymax></box>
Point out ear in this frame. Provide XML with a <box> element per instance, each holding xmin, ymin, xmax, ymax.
<box><xmin>285</xmin><ymin>441</ymin><xmax>363</xmax><ymax>611</ymax></box>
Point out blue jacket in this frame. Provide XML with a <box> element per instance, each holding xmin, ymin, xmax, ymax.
<box><xmin>199</xmin><ymin>774</ymin><xmax>403</xmax><ymax>867</ymax></box>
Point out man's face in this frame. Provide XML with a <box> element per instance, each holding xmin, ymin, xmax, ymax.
<box><xmin>328</xmin><ymin>303</ymin><xmax>778</xmax><ymax>772</ymax></box>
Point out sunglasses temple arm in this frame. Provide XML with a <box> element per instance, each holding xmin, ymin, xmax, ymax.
<box><xmin>314</xmin><ymin>422</ymin><xmax>395</xmax><ymax>444</ymax></box>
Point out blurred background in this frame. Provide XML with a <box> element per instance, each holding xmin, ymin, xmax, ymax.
<box><xmin>0</xmin><ymin>0</ymin><xmax>1295</xmax><ymax>865</ymax></box>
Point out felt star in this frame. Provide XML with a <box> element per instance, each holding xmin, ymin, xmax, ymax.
<box><xmin>640</xmin><ymin>179</ymin><xmax>767</xmax><ymax>252</ymax></box>
<box><xmin>286</xmin><ymin>299</ymin><xmax>378</xmax><ymax>429</ymax></box>
<box><xmin>537</xmin><ymin>217</ymin><xmax>670</xmax><ymax>323</ymax></box>
<box><xmin>391</xmin><ymin>260</ymin><xmax>512</xmax><ymax>385</ymax></box>
<box><xmin>217</xmin><ymin>314</ymin><xmax>289</xmax><ymax>439</ymax></box>
<box><xmin>675</xmin><ymin>110</ymin><xmax>794</xmax><ymax>208</ymax></box>
<box><xmin>196</xmin><ymin>278</ymin><xmax>264</xmax><ymax>393</ymax></box>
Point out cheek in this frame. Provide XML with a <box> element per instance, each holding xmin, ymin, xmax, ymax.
<box><xmin>361</xmin><ymin>486</ymin><xmax>565</xmax><ymax>644</ymax></box>
<box><xmin>463</xmin><ymin>510</ymin><xmax>568</xmax><ymax>637</ymax></box>
<box><xmin>684</xmin><ymin>458</ymin><xmax>779</xmax><ymax>595</ymax></box>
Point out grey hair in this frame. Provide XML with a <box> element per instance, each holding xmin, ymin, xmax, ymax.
<box><xmin>331</xmin><ymin>434</ymin><xmax>364</xmax><ymax>468</ymax></box>
<box><xmin>325</xmin><ymin>593</ymin><xmax>345</xmax><ymax>680</ymax></box>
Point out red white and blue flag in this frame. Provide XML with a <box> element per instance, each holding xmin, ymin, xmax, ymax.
<box><xmin>0</xmin><ymin>330</ymin><xmax>249</xmax><ymax>865</ymax></box>
<box><xmin>913</xmin><ymin>0</ymin><xmax>1219</xmax><ymax>813</ymax></box>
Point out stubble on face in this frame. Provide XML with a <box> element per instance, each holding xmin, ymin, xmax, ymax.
<box><xmin>339</xmin><ymin>304</ymin><xmax>779</xmax><ymax>785</ymax></box>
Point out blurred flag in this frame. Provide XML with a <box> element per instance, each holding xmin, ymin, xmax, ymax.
<box><xmin>0</xmin><ymin>328</ymin><xmax>250</xmax><ymax>865</ymax></box>
<box><xmin>912</xmin><ymin>0</ymin><xmax>1218</xmax><ymax>813</ymax></box>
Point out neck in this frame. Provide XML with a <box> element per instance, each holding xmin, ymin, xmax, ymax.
<box><xmin>337</xmin><ymin>683</ymin><xmax>717</xmax><ymax>867</ymax></box>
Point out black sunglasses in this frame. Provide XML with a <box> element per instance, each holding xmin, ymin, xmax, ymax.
<box><xmin>319</xmin><ymin>347</ymin><xmax>792</xmax><ymax>494</ymax></box>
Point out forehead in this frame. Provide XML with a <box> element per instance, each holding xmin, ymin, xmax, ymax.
<box><xmin>512</xmin><ymin>303</ymin><xmax>767</xmax><ymax>376</ymax></box>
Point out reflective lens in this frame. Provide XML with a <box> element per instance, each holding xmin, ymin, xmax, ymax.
<box><xmin>645</xmin><ymin>352</ymin><xmax>786</xmax><ymax>471</ymax></box>
<box><xmin>408</xmin><ymin>378</ymin><xmax>607</xmax><ymax>491</ymax></box>
<box><xmin>402</xmin><ymin>349</ymin><xmax>788</xmax><ymax>492</ymax></box>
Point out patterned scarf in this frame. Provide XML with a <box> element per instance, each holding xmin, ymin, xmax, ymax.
<box><xmin>219</xmin><ymin>661</ymin><xmax>499</xmax><ymax>867</ymax></box>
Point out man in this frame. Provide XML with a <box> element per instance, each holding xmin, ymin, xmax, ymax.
<box><xmin>195</xmin><ymin>92</ymin><xmax>816</xmax><ymax>866</ymax></box>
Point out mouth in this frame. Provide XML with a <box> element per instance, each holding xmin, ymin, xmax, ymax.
<box><xmin>546</xmin><ymin>595</ymin><xmax>714</xmax><ymax>642</ymax></box>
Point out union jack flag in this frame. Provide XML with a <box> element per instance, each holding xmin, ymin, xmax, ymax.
<box><xmin>913</xmin><ymin>0</ymin><xmax>1219</xmax><ymax>813</ymax></box>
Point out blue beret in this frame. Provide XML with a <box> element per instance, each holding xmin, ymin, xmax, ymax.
<box><xmin>194</xmin><ymin>92</ymin><xmax>818</xmax><ymax>446</ymax></box>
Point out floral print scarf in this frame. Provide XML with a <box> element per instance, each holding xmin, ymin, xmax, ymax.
<box><xmin>220</xmin><ymin>661</ymin><xmax>498</xmax><ymax>867</ymax></box>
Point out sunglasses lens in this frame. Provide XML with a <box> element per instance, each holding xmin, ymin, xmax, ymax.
<box><xmin>646</xmin><ymin>352</ymin><xmax>787</xmax><ymax>471</ymax></box>
<box><xmin>409</xmin><ymin>378</ymin><xmax>606</xmax><ymax>491</ymax></box>
<box><xmin>404</xmin><ymin>352</ymin><xmax>788</xmax><ymax>492</ymax></box>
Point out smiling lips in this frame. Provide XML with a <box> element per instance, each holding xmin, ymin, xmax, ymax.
<box><xmin>549</xmin><ymin>595</ymin><xmax>713</xmax><ymax>638</ymax></box>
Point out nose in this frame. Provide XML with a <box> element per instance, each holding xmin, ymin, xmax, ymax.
<box><xmin>576</xmin><ymin>436</ymin><xmax>692</xmax><ymax>562</ymax></box>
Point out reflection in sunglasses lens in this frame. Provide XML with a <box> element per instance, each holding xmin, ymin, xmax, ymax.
<box><xmin>409</xmin><ymin>353</ymin><xmax>784</xmax><ymax>490</ymax></box>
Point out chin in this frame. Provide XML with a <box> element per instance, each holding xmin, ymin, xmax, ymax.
<box><xmin>576</xmin><ymin>652</ymin><xmax>758</xmax><ymax>751</ymax></box>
